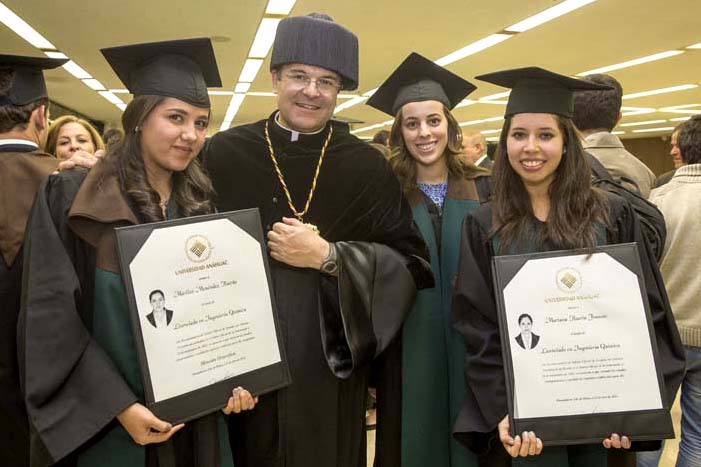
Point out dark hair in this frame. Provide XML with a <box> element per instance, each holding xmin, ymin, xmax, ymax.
<box><xmin>518</xmin><ymin>314</ymin><xmax>533</xmax><ymax>325</ymax></box>
<box><xmin>102</xmin><ymin>95</ymin><xmax>215</xmax><ymax>223</ymax></box>
<box><xmin>677</xmin><ymin>115</ymin><xmax>701</xmax><ymax>164</ymax></box>
<box><xmin>372</xmin><ymin>129</ymin><xmax>390</xmax><ymax>146</ymax></box>
<box><xmin>491</xmin><ymin>114</ymin><xmax>610</xmax><ymax>252</ymax></box>
<box><xmin>389</xmin><ymin>104</ymin><xmax>484</xmax><ymax>190</ymax></box>
<box><xmin>0</xmin><ymin>67</ymin><xmax>48</xmax><ymax>133</ymax></box>
<box><xmin>102</xmin><ymin>127</ymin><xmax>124</xmax><ymax>150</ymax></box>
<box><xmin>572</xmin><ymin>74</ymin><xmax>623</xmax><ymax>132</ymax></box>
<box><xmin>149</xmin><ymin>289</ymin><xmax>165</xmax><ymax>301</ymax></box>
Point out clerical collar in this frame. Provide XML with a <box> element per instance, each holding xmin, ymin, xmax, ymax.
<box><xmin>274</xmin><ymin>112</ymin><xmax>326</xmax><ymax>142</ymax></box>
<box><xmin>0</xmin><ymin>139</ymin><xmax>38</xmax><ymax>148</ymax></box>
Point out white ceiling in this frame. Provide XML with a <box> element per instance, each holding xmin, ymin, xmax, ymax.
<box><xmin>2</xmin><ymin>0</ymin><xmax>699</xmax><ymax>139</ymax></box>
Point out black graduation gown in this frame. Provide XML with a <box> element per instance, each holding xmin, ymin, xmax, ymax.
<box><xmin>19</xmin><ymin>163</ymin><xmax>234</xmax><ymax>467</ymax></box>
<box><xmin>202</xmin><ymin>113</ymin><xmax>432</xmax><ymax>467</ymax></box>
<box><xmin>0</xmin><ymin>145</ymin><xmax>56</xmax><ymax>467</ymax></box>
<box><xmin>451</xmin><ymin>193</ymin><xmax>686</xmax><ymax>464</ymax></box>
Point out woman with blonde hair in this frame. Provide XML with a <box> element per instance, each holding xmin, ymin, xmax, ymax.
<box><xmin>45</xmin><ymin>114</ymin><xmax>105</xmax><ymax>160</ymax></box>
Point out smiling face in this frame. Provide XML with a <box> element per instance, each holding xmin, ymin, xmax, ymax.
<box><xmin>506</xmin><ymin>113</ymin><xmax>564</xmax><ymax>192</ymax></box>
<box><xmin>272</xmin><ymin>63</ymin><xmax>341</xmax><ymax>133</ymax></box>
<box><xmin>138</xmin><ymin>97</ymin><xmax>209</xmax><ymax>179</ymax></box>
<box><xmin>400</xmin><ymin>100</ymin><xmax>449</xmax><ymax>170</ymax></box>
<box><xmin>55</xmin><ymin>121</ymin><xmax>96</xmax><ymax>160</ymax></box>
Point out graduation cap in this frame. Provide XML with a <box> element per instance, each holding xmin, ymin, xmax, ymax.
<box><xmin>101</xmin><ymin>38</ymin><xmax>222</xmax><ymax>108</ymax></box>
<box><xmin>0</xmin><ymin>54</ymin><xmax>68</xmax><ymax>106</ymax></box>
<box><xmin>475</xmin><ymin>67</ymin><xmax>612</xmax><ymax>118</ymax></box>
<box><xmin>366</xmin><ymin>52</ymin><xmax>476</xmax><ymax>116</ymax></box>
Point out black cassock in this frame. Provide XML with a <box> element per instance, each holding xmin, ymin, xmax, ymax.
<box><xmin>451</xmin><ymin>193</ymin><xmax>686</xmax><ymax>463</ymax></box>
<box><xmin>203</xmin><ymin>113</ymin><xmax>432</xmax><ymax>467</ymax></box>
<box><xmin>0</xmin><ymin>146</ymin><xmax>56</xmax><ymax>467</ymax></box>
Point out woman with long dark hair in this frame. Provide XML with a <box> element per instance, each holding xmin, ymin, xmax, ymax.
<box><xmin>366</xmin><ymin>53</ymin><xmax>489</xmax><ymax>467</ymax></box>
<box><xmin>19</xmin><ymin>39</ymin><xmax>255</xmax><ymax>467</ymax></box>
<box><xmin>451</xmin><ymin>67</ymin><xmax>685</xmax><ymax>466</ymax></box>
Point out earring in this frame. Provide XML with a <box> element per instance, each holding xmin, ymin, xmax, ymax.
<box><xmin>134</xmin><ymin>126</ymin><xmax>140</xmax><ymax>133</ymax></box>
<box><xmin>563</xmin><ymin>147</ymin><xmax>568</xmax><ymax>154</ymax></box>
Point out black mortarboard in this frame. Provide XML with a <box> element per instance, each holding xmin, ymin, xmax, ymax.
<box><xmin>101</xmin><ymin>38</ymin><xmax>221</xmax><ymax>108</ymax></box>
<box><xmin>270</xmin><ymin>13</ymin><xmax>359</xmax><ymax>90</ymax></box>
<box><xmin>0</xmin><ymin>54</ymin><xmax>67</xmax><ymax>106</ymax></box>
<box><xmin>366</xmin><ymin>52</ymin><xmax>477</xmax><ymax>116</ymax></box>
<box><xmin>475</xmin><ymin>67</ymin><xmax>612</xmax><ymax>118</ymax></box>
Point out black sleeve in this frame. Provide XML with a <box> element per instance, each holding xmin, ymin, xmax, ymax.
<box><xmin>317</xmin><ymin>242</ymin><xmax>428</xmax><ymax>378</ymax></box>
<box><xmin>451</xmin><ymin>213</ymin><xmax>506</xmax><ymax>455</ymax></box>
<box><xmin>18</xmin><ymin>174</ymin><xmax>137</xmax><ymax>466</ymax></box>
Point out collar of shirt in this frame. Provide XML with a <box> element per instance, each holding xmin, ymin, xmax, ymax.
<box><xmin>274</xmin><ymin>111</ymin><xmax>326</xmax><ymax>142</ymax></box>
<box><xmin>0</xmin><ymin>139</ymin><xmax>39</xmax><ymax>148</ymax></box>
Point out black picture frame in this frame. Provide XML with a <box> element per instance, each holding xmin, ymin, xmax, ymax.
<box><xmin>115</xmin><ymin>208</ymin><xmax>290</xmax><ymax>424</ymax></box>
<box><xmin>492</xmin><ymin>243</ymin><xmax>673</xmax><ymax>445</ymax></box>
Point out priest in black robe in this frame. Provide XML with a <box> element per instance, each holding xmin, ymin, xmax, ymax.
<box><xmin>0</xmin><ymin>54</ymin><xmax>65</xmax><ymax>467</ymax></box>
<box><xmin>202</xmin><ymin>13</ymin><xmax>432</xmax><ymax>467</ymax></box>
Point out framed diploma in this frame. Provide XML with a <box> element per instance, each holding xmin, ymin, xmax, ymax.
<box><xmin>115</xmin><ymin>209</ymin><xmax>290</xmax><ymax>424</ymax></box>
<box><xmin>492</xmin><ymin>243</ymin><xmax>674</xmax><ymax>445</ymax></box>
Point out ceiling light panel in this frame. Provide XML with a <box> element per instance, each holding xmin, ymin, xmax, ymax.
<box><xmin>265</xmin><ymin>0</ymin><xmax>296</xmax><ymax>15</ymax></box>
<box><xmin>623</xmin><ymin>84</ymin><xmax>698</xmax><ymax>100</ymax></box>
<box><xmin>238</xmin><ymin>59</ymin><xmax>265</xmax><ymax>83</ymax></box>
<box><xmin>82</xmin><ymin>79</ymin><xmax>106</xmax><ymax>91</ymax></box>
<box><xmin>435</xmin><ymin>34</ymin><xmax>512</xmax><ymax>66</ymax></box>
<box><xmin>505</xmin><ymin>0</ymin><xmax>598</xmax><ymax>33</ymax></box>
<box><xmin>0</xmin><ymin>2</ymin><xmax>55</xmax><ymax>49</ymax></box>
<box><xmin>577</xmin><ymin>50</ymin><xmax>684</xmax><ymax>76</ymax></box>
<box><xmin>249</xmin><ymin>18</ymin><xmax>281</xmax><ymax>58</ymax></box>
<box><xmin>618</xmin><ymin>119</ymin><xmax>668</xmax><ymax>127</ymax></box>
<box><xmin>632</xmin><ymin>127</ymin><xmax>675</xmax><ymax>133</ymax></box>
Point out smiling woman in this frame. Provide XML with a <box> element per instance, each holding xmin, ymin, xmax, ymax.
<box><xmin>451</xmin><ymin>67</ymin><xmax>686</xmax><ymax>467</ymax></box>
<box><xmin>19</xmin><ymin>38</ymin><xmax>256</xmax><ymax>467</ymax></box>
<box><xmin>366</xmin><ymin>52</ymin><xmax>490</xmax><ymax>467</ymax></box>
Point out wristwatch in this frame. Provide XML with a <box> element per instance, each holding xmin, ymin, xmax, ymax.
<box><xmin>319</xmin><ymin>242</ymin><xmax>338</xmax><ymax>275</ymax></box>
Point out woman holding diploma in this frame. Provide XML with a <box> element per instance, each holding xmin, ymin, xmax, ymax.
<box><xmin>365</xmin><ymin>52</ymin><xmax>489</xmax><ymax>467</ymax></box>
<box><xmin>19</xmin><ymin>39</ymin><xmax>256</xmax><ymax>467</ymax></box>
<box><xmin>451</xmin><ymin>67</ymin><xmax>685</xmax><ymax>466</ymax></box>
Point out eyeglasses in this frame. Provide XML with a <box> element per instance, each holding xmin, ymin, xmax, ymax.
<box><xmin>282</xmin><ymin>72</ymin><xmax>342</xmax><ymax>94</ymax></box>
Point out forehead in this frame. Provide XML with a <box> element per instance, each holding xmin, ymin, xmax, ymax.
<box><xmin>511</xmin><ymin>113</ymin><xmax>559</xmax><ymax>128</ymax></box>
<box><xmin>58</xmin><ymin>121</ymin><xmax>90</xmax><ymax>136</ymax></box>
<box><xmin>280</xmin><ymin>63</ymin><xmax>340</xmax><ymax>79</ymax></box>
<box><xmin>401</xmin><ymin>100</ymin><xmax>444</xmax><ymax>119</ymax></box>
<box><xmin>155</xmin><ymin>96</ymin><xmax>210</xmax><ymax>116</ymax></box>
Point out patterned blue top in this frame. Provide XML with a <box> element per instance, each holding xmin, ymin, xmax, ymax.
<box><xmin>418</xmin><ymin>181</ymin><xmax>448</xmax><ymax>212</ymax></box>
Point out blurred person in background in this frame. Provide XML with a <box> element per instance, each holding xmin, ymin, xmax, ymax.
<box><xmin>644</xmin><ymin>115</ymin><xmax>701</xmax><ymax>467</ymax></box>
<box><xmin>462</xmin><ymin>131</ymin><xmax>492</xmax><ymax>169</ymax></box>
<box><xmin>45</xmin><ymin>115</ymin><xmax>105</xmax><ymax>160</ymax></box>
<box><xmin>0</xmin><ymin>52</ymin><xmax>66</xmax><ymax>467</ymax></box>
<box><xmin>573</xmin><ymin>73</ymin><xmax>656</xmax><ymax>198</ymax></box>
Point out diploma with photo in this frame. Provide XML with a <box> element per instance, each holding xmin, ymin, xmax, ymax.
<box><xmin>492</xmin><ymin>243</ymin><xmax>674</xmax><ymax>445</ymax></box>
<box><xmin>115</xmin><ymin>209</ymin><xmax>290</xmax><ymax>423</ymax></box>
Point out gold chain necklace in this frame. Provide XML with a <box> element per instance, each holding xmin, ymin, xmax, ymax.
<box><xmin>264</xmin><ymin>120</ymin><xmax>333</xmax><ymax>234</ymax></box>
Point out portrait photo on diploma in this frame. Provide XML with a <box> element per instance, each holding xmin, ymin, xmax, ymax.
<box><xmin>116</xmin><ymin>209</ymin><xmax>290</xmax><ymax>423</ymax></box>
<box><xmin>493</xmin><ymin>243</ymin><xmax>674</xmax><ymax>445</ymax></box>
